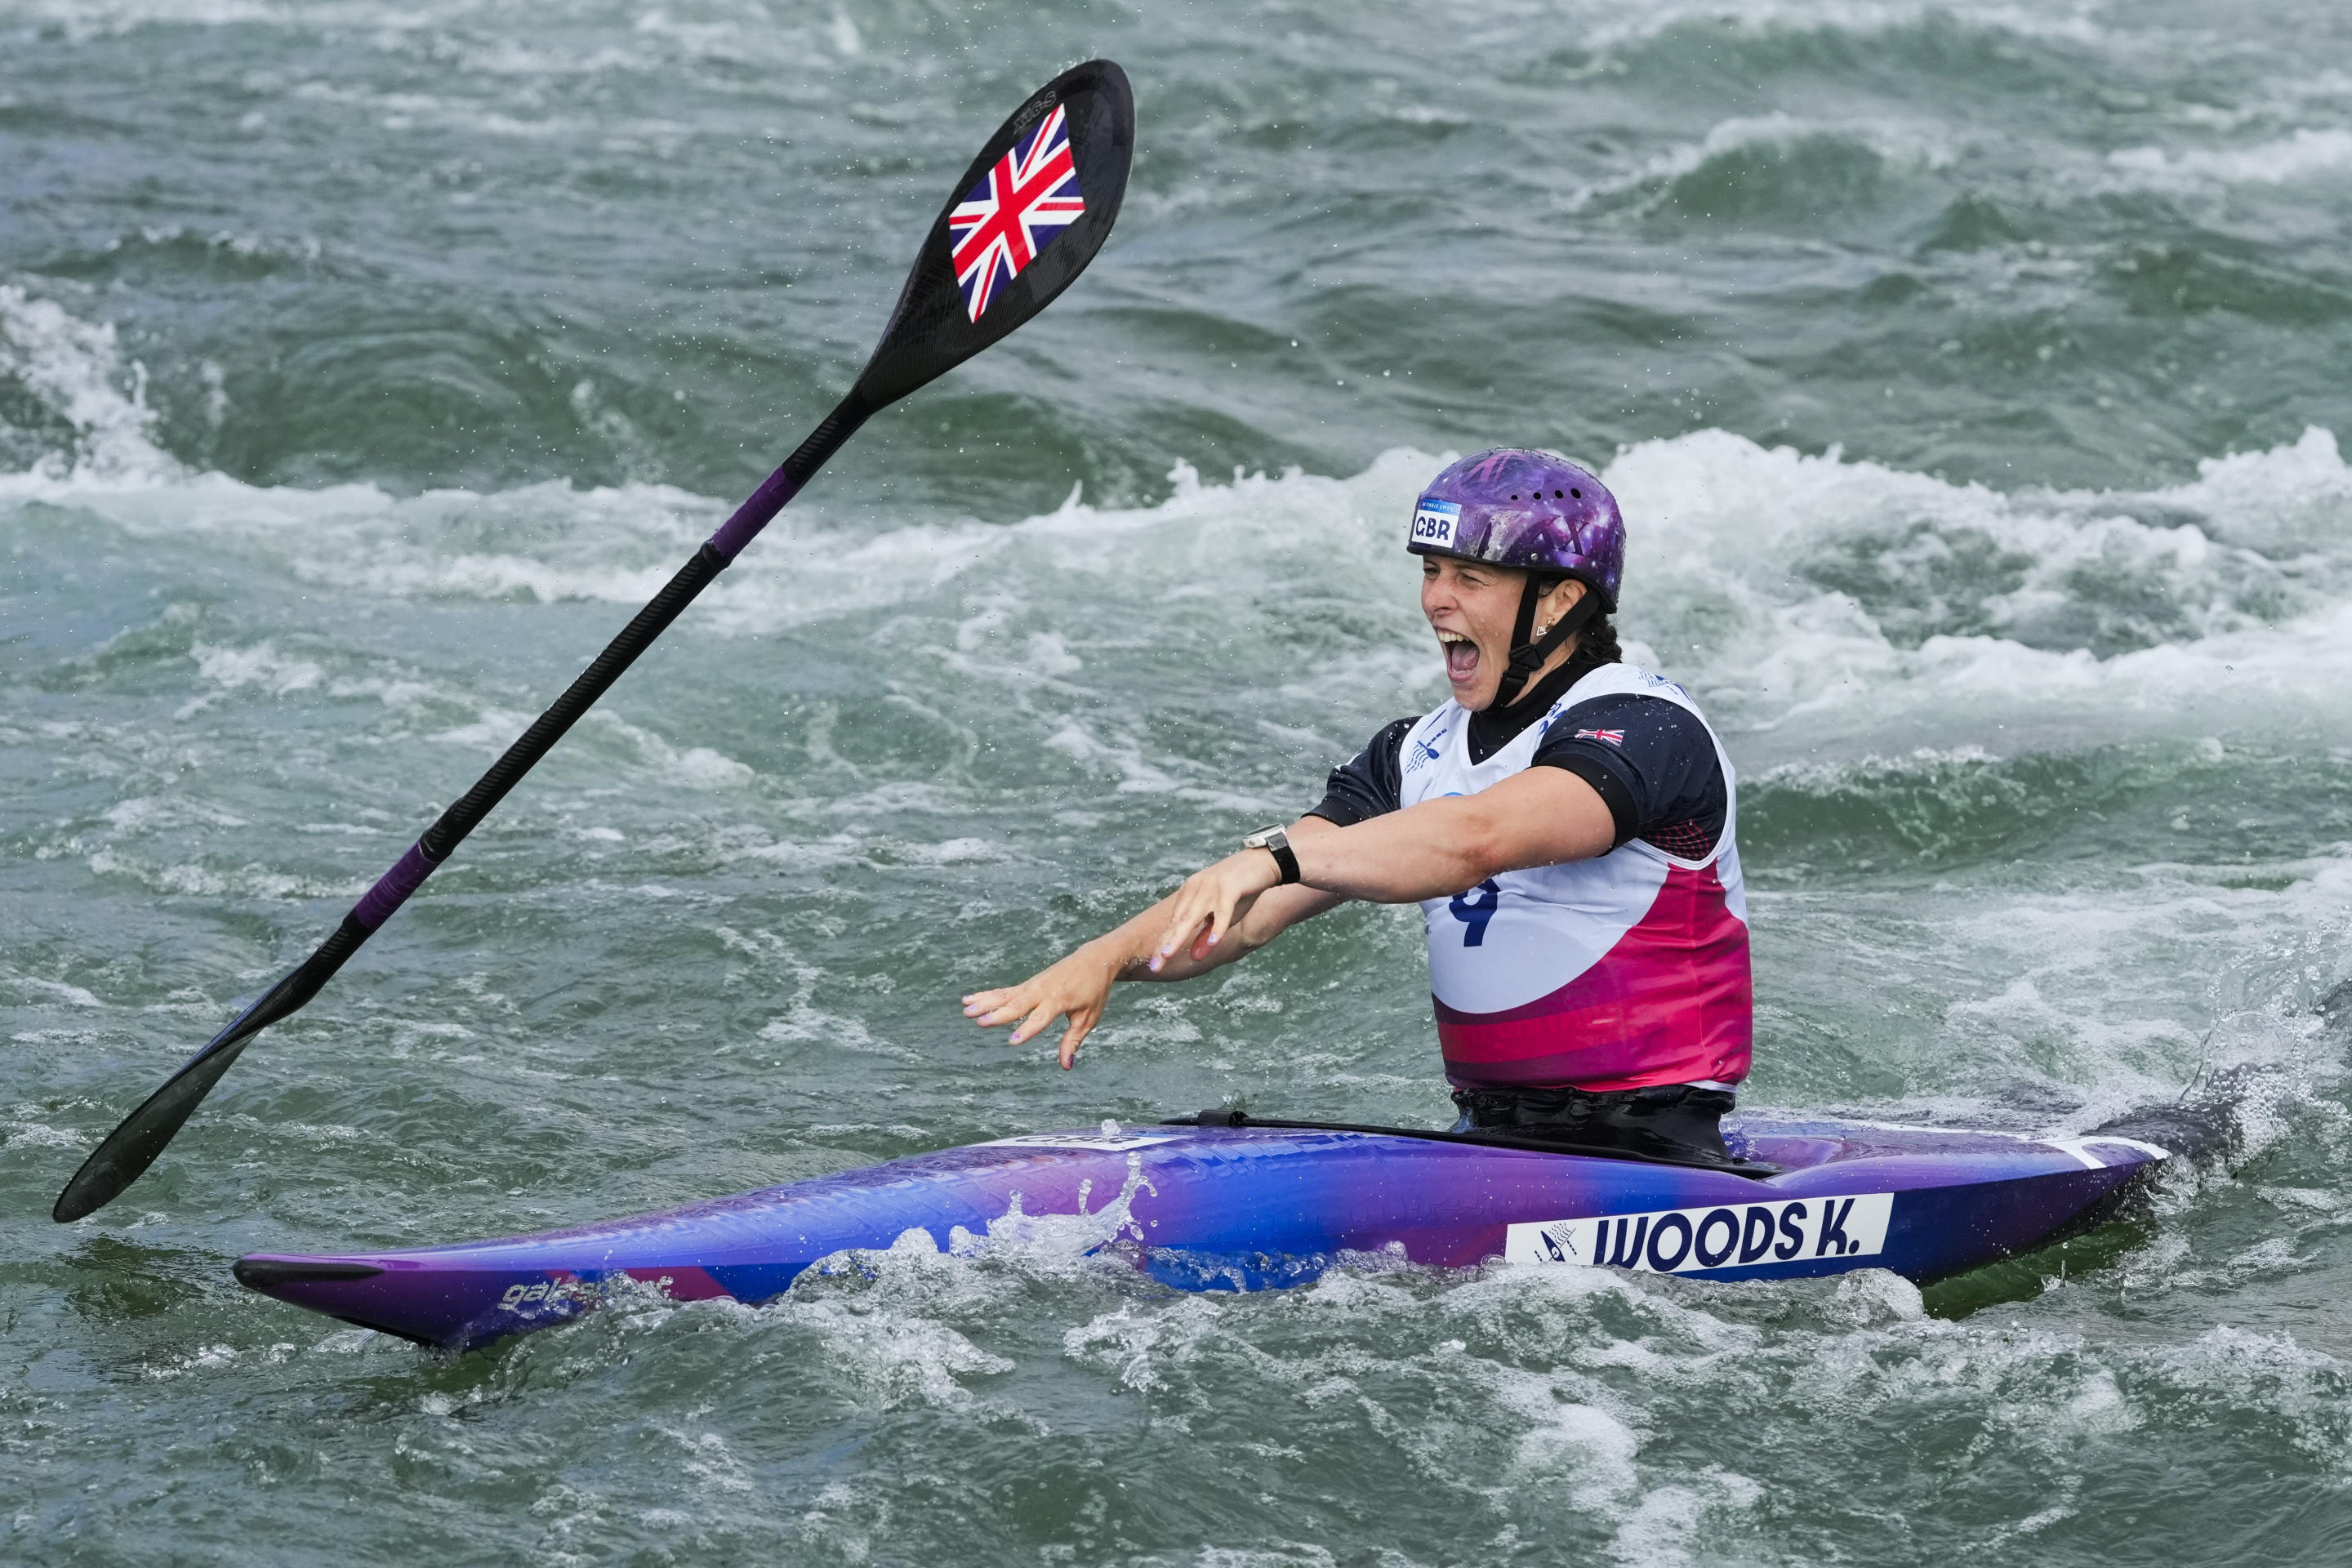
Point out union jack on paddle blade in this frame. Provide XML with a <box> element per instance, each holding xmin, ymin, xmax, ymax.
<box><xmin>948</xmin><ymin>102</ymin><xmax>1086</xmax><ymax>322</ymax></box>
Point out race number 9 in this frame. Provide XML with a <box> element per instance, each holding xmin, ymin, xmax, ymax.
<box><xmin>1449</xmin><ymin>879</ymin><xmax>1500</xmax><ymax>946</ymax></box>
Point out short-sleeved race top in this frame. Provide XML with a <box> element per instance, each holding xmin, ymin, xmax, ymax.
<box><xmin>1306</xmin><ymin>661</ymin><xmax>1751</xmax><ymax>1094</ymax></box>
<box><xmin>1309</xmin><ymin>690</ymin><xmax>1728</xmax><ymax>861</ymax></box>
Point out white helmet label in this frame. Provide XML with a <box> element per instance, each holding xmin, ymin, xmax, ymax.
<box><xmin>1410</xmin><ymin>498</ymin><xmax>1459</xmax><ymax>550</ymax></box>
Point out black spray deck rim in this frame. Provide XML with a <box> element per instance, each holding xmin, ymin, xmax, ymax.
<box><xmin>1163</xmin><ymin>1109</ymin><xmax>1783</xmax><ymax>1178</ymax></box>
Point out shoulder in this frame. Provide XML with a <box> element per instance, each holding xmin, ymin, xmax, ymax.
<box><xmin>1545</xmin><ymin>664</ymin><xmax>1708</xmax><ymax>736</ymax></box>
<box><xmin>1548</xmin><ymin>662</ymin><xmax>1705</xmax><ymax>741</ymax></box>
<box><xmin>1556</xmin><ymin>662</ymin><xmax>1703</xmax><ymax>715</ymax></box>
<box><xmin>1535</xmin><ymin>685</ymin><xmax>1717</xmax><ymax>778</ymax></box>
<box><xmin>1551</xmin><ymin>690</ymin><xmax>1706</xmax><ymax>736</ymax></box>
<box><xmin>1364</xmin><ymin>714</ymin><xmax>1423</xmax><ymax>759</ymax></box>
<box><xmin>1532</xmin><ymin>682</ymin><xmax>1728</xmax><ymax>851</ymax></box>
<box><xmin>1310</xmin><ymin>709</ymin><xmax>1441</xmax><ymax>826</ymax></box>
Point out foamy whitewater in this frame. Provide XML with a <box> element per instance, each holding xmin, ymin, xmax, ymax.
<box><xmin>7</xmin><ymin>1</ymin><xmax>2352</xmax><ymax>1562</ymax></box>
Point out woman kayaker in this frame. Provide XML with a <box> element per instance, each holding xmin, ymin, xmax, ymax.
<box><xmin>963</xmin><ymin>448</ymin><xmax>1753</xmax><ymax>1166</ymax></box>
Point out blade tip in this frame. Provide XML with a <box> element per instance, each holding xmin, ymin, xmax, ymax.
<box><xmin>52</xmin><ymin>1175</ymin><xmax>108</xmax><ymax>1223</ymax></box>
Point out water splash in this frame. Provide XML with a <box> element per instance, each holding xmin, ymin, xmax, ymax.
<box><xmin>0</xmin><ymin>284</ymin><xmax>180</xmax><ymax>483</ymax></box>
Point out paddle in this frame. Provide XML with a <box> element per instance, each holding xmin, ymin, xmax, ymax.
<box><xmin>53</xmin><ymin>60</ymin><xmax>1136</xmax><ymax>1223</ymax></box>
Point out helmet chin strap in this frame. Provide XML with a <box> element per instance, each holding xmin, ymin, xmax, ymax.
<box><xmin>1491</xmin><ymin>576</ymin><xmax>1597</xmax><ymax>710</ymax></box>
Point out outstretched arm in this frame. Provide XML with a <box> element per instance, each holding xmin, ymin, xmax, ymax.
<box><xmin>1141</xmin><ymin>765</ymin><xmax>1616</xmax><ymax>968</ymax></box>
<box><xmin>963</xmin><ymin>816</ymin><xmax>1346</xmax><ymax>1067</ymax></box>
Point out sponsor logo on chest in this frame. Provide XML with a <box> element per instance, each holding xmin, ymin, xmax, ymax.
<box><xmin>1503</xmin><ymin>1192</ymin><xmax>1894</xmax><ymax>1274</ymax></box>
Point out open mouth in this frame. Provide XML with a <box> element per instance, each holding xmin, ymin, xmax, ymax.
<box><xmin>1437</xmin><ymin>629</ymin><xmax>1480</xmax><ymax>684</ymax></box>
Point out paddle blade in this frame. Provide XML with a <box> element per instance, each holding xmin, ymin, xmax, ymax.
<box><xmin>852</xmin><ymin>60</ymin><xmax>1134</xmax><ymax>412</ymax></box>
<box><xmin>52</xmin><ymin>1032</ymin><xmax>256</xmax><ymax>1221</ymax></box>
<box><xmin>54</xmin><ymin>915</ymin><xmax>366</xmax><ymax>1222</ymax></box>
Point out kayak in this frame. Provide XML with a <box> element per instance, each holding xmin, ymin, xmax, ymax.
<box><xmin>232</xmin><ymin>1111</ymin><xmax>2171</xmax><ymax>1352</ymax></box>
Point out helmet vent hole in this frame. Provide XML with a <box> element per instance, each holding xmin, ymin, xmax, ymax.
<box><xmin>1570</xmin><ymin>488</ymin><xmax>1581</xmax><ymax>498</ymax></box>
<box><xmin>1554</xmin><ymin>489</ymin><xmax>1564</xmax><ymax>497</ymax></box>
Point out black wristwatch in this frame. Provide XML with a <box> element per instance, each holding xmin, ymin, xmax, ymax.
<box><xmin>1242</xmin><ymin>825</ymin><xmax>1301</xmax><ymax>885</ymax></box>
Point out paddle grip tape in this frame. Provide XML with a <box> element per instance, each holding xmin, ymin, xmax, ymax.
<box><xmin>350</xmin><ymin>842</ymin><xmax>435</xmax><ymax>933</ymax></box>
<box><xmin>345</xmin><ymin>540</ymin><xmax>729</xmax><ymax>933</ymax></box>
<box><xmin>706</xmin><ymin>394</ymin><xmax>872</xmax><ymax>564</ymax></box>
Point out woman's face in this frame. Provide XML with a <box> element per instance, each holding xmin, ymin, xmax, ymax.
<box><xmin>1419</xmin><ymin>555</ymin><xmax>1585</xmax><ymax>710</ymax></box>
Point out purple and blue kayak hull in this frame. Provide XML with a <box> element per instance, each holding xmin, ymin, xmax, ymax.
<box><xmin>233</xmin><ymin>1119</ymin><xmax>2168</xmax><ymax>1353</ymax></box>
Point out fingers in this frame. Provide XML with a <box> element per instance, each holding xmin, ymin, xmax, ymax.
<box><xmin>962</xmin><ymin>986</ymin><xmax>1034</xmax><ymax>1028</ymax></box>
<box><xmin>1191</xmin><ymin>885</ymin><xmax>1243</xmax><ymax>963</ymax></box>
<box><xmin>964</xmin><ymin>972</ymin><xmax>1091</xmax><ymax>1051</ymax></box>
<box><xmin>1151</xmin><ymin>915</ymin><xmax>1205</xmax><ymax>972</ymax></box>
<box><xmin>1151</xmin><ymin>874</ymin><xmax>1222</xmax><ymax>972</ymax></box>
<box><xmin>964</xmin><ymin>985</ymin><xmax>1094</xmax><ymax>1065</ymax></box>
<box><xmin>1152</xmin><ymin>858</ymin><xmax>1274</xmax><ymax>970</ymax></box>
<box><xmin>1009</xmin><ymin>997</ymin><xmax>1060</xmax><ymax>1047</ymax></box>
<box><xmin>1147</xmin><ymin>902</ymin><xmax>1195</xmax><ymax>973</ymax></box>
<box><xmin>967</xmin><ymin>950</ymin><xmax>1113</xmax><ymax>1063</ymax></box>
<box><xmin>1058</xmin><ymin>1008</ymin><xmax>1098</xmax><ymax>1070</ymax></box>
<box><xmin>1191</xmin><ymin>910</ymin><xmax>1227</xmax><ymax>963</ymax></box>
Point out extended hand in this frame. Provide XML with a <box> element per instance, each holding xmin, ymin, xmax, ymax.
<box><xmin>1148</xmin><ymin>849</ymin><xmax>1282</xmax><ymax>973</ymax></box>
<box><xmin>963</xmin><ymin>945</ymin><xmax>1119</xmax><ymax>1069</ymax></box>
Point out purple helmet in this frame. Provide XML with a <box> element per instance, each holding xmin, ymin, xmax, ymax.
<box><xmin>1405</xmin><ymin>448</ymin><xmax>1624</xmax><ymax>612</ymax></box>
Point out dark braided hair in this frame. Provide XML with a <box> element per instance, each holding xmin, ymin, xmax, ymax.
<box><xmin>1537</xmin><ymin>569</ymin><xmax>1623</xmax><ymax>688</ymax></box>
<box><xmin>1560</xmin><ymin>611</ymin><xmax>1622</xmax><ymax>687</ymax></box>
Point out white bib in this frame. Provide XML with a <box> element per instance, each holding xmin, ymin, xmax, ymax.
<box><xmin>1396</xmin><ymin>663</ymin><xmax>1753</xmax><ymax>1090</ymax></box>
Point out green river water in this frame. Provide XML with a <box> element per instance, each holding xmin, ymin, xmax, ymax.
<box><xmin>7</xmin><ymin>0</ymin><xmax>2352</xmax><ymax>1561</ymax></box>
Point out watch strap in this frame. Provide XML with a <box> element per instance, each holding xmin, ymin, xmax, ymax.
<box><xmin>1245</xmin><ymin>826</ymin><xmax>1301</xmax><ymax>886</ymax></box>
